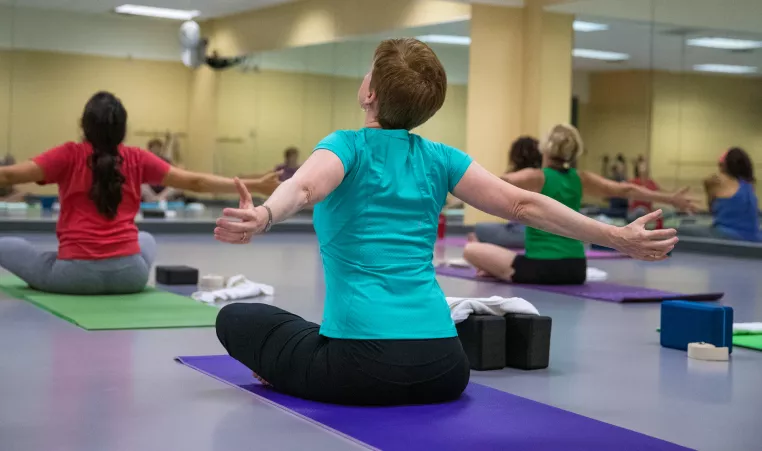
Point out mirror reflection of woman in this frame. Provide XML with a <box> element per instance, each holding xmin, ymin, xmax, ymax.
<box><xmin>679</xmin><ymin>147</ymin><xmax>760</xmax><ymax>242</ymax></box>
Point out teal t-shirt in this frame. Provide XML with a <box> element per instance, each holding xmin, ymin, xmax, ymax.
<box><xmin>313</xmin><ymin>128</ymin><xmax>472</xmax><ymax>339</ymax></box>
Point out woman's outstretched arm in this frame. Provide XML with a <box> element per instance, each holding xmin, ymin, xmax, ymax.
<box><xmin>580</xmin><ymin>170</ymin><xmax>697</xmax><ymax>212</ymax></box>
<box><xmin>453</xmin><ymin>162</ymin><xmax>678</xmax><ymax>261</ymax></box>
<box><xmin>214</xmin><ymin>150</ymin><xmax>345</xmax><ymax>242</ymax></box>
<box><xmin>162</xmin><ymin>167</ymin><xmax>281</xmax><ymax>196</ymax></box>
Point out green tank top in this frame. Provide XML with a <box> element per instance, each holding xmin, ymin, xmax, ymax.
<box><xmin>525</xmin><ymin>167</ymin><xmax>585</xmax><ymax>260</ymax></box>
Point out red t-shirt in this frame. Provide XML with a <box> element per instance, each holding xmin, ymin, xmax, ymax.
<box><xmin>33</xmin><ymin>142</ymin><xmax>170</xmax><ymax>260</ymax></box>
<box><xmin>629</xmin><ymin>177</ymin><xmax>659</xmax><ymax>212</ymax></box>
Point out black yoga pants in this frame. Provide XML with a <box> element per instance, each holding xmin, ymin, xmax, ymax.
<box><xmin>215</xmin><ymin>303</ymin><xmax>470</xmax><ymax>406</ymax></box>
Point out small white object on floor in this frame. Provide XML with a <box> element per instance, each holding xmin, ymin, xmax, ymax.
<box><xmin>687</xmin><ymin>342</ymin><xmax>729</xmax><ymax>361</ymax></box>
<box><xmin>447</xmin><ymin>296</ymin><xmax>539</xmax><ymax>323</ymax></box>
<box><xmin>165</xmin><ymin>210</ymin><xmax>178</xmax><ymax>219</ymax></box>
<box><xmin>186</xmin><ymin>202</ymin><xmax>206</xmax><ymax>212</ymax></box>
<box><xmin>200</xmin><ymin>274</ymin><xmax>225</xmax><ymax>291</ymax></box>
<box><xmin>191</xmin><ymin>275</ymin><xmax>274</xmax><ymax>304</ymax></box>
<box><xmin>733</xmin><ymin>322</ymin><xmax>762</xmax><ymax>334</ymax></box>
<box><xmin>447</xmin><ymin>258</ymin><xmax>471</xmax><ymax>268</ymax></box>
<box><xmin>586</xmin><ymin>267</ymin><xmax>608</xmax><ymax>282</ymax></box>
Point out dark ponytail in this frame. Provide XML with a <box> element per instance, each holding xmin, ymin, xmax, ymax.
<box><xmin>81</xmin><ymin>92</ymin><xmax>127</xmax><ymax>220</ymax></box>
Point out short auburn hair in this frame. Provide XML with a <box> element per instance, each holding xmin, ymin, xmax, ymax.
<box><xmin>370</xmin><ymin>38</ymin><xmax>447</xmax><ymax>130</ymax></box>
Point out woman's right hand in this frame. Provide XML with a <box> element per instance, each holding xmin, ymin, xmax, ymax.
<box><xmin>254</xmin><ymin>171</ymin><xmax>282</xmax><ymax>195</ymax></box>
<box><xmin>670</xmin><ymin>186</ymin><xmax>699</xmax><ymax>213</ymax></box>
<box><xmin>611</xmin><ymin>210</ymin><xmax>678</xmax><ymax>261</ymax></box>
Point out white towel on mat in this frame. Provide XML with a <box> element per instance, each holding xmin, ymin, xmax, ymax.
<box><xmin>586</xmin><ymin>267</ymin><xmax>608</xmax><ymax>282</ymax></box>
<box><xmin>733</xmin><ymin>323</ymin><xmax>762</xmax><ymax>334</ymax></box>
<box><xmin>191</xmin><ymin>275</ymin><xmax>274</xmax><ymax>304</ymax></box>
<box><xmin>447</xmin><ymin>296</ymin><xmax>539</xmax><ymax>323</ymax></box>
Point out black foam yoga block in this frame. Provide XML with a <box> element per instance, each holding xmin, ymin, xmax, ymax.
<box><xmin>456</xmin><ymin>315</ymin><xmax>506</xmax><ymax>371</ymax></box>
<box><xmin>142</xmin><ymin>209</ymin><xmax>166</xmax><ymax>219</ymax></box>
<box><xmin>156</xmin><ymin>265</ymin><xmax>199</xmax><ymax>285</ymax></box>
<box><xmin>504</xmin><ymin>314</ymin><xmax>552</xmax><ymax>370</ymax></box>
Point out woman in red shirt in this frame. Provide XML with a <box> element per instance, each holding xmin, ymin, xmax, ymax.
<box><xmin>0</xmin><ymin>91</ymin><xmax>279</xmax><ymax>295</ymax></box>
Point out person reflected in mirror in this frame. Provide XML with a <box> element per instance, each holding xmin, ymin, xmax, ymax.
<box><xmin>679</xmin><ymin>147</ymin><xmax>760</xmax><ymax>242</ymax></box>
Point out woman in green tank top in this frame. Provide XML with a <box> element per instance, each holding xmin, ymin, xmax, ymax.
<box><xmin>464</xmin><ymin>124</ymin><xmax>696</xmax><ymax>285</ymax></box>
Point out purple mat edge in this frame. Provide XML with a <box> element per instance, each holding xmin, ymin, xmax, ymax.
<box><xmin>173</xmin><ymin>356</ymin><xmax>373</xmax><ymax>449</ymax></box>
<box><xmin>435</xmin><ymin>266</ymin><xmax>724</xmax><ymax>303</ymax></box>
<box><xmin>176</xmin><ymin>354</ymin><xmax>694</xmax><ymax>451</ymax></box>
<box><xmin>438</xmin><ymin>237</ymin><xmax>629</xmax><ymax>259</ymax></box>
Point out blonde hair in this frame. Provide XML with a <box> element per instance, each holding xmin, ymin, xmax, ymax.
<box><xmin>542</xmin><ymin>124</ymin><xmax>584</xmax><ymax>170</ymax></box>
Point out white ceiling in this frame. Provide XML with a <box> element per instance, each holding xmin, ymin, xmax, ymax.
<box><xmin>0</xmin><ymin>0</ymin><xmax>295</xmax><ymax>19</ymax></box>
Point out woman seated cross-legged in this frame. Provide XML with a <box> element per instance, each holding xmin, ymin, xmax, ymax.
<box><xmin>463</xmin><ymin>124</ymin><xmax>697</xmax><ymax>285</ymax></box>
<box><xmin>0</xmin><ymin>91</ymin><xmax>280</xmax><ymax>295</ymax></box>
<box><xmin>212</xmin><ymin>38</ymin><xmax>681</xmax><ymax>407</ymax></box>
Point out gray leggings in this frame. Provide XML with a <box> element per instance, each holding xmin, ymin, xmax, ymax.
<box><xmin>0</xmin><ymin>232</ymin><xmax>157</xmax><ymax>295</ymax></box>
<box><xmin>474</xmin><ymin>223</ymin><xmax>526</xmax><ymax>249</ymax></box>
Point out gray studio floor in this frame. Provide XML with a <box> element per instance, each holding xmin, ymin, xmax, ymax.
<box><xmin>1</xmin><ymin>232</ymin><xmax>762</xmax><ymax>451</ymax></box>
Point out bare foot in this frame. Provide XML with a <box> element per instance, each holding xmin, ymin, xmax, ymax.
<box><xmin>476</xmin><ymin>269</ymin><xmax>490</xmax><ymax>278</ymax></box>
<box><xmin>467</xmin><ymin>232</ymin><xmax>478</xmax><ymax>243</ymax></box>
<box><xmin>253</xmin><ymin>371</ymin><xmax>272</xmax><ymax>387</ymax></box>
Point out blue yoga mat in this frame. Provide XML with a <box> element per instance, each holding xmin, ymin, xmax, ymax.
<box><xmin>177</xmin><ymin>355</ymin><xmax>692</xmax><ymax>451</ymax></box>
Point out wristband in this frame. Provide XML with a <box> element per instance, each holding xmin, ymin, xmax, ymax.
<box><xmin>262</xmin><ymin>205</ymin><xmax>273</xmax><ymax>233</ymax></box>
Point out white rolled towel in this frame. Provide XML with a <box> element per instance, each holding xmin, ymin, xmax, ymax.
<box><xmin>733</xmin><ymin>323</ymin><xmax>762</xmax><ymax>335</ymax></box>
<box><xmin>191</xmin><ymin>275</ymin><xmax>274</xmax><ymax>304</ymax></box>
<box><xmin>447</xmin><ymin>296</ymin><xmax>539</xmax><ymax>323</ymax></box>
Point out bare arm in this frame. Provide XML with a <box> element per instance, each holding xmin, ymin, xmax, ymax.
<box><xmin>580</xmin><ymin>171</ymin><xmax>696</xmax><ymax>212</ymax></box>
<box><xmin>214</xmin><ymin>150</ymin><xmax>345</xmax><ymax>241</ymax></box>
<box><xmin>161</xmin><ymin>167</ymin><xmax>280</xmax><ymax>196</ymax></box>
<box><xmin>499</xmin><ymin>168</ymin><xmax>545</xmax><ymax>192</ymax></box>
<box><xmin>453</xmin><ymin>162</ymin><xmax>677</xmax><ymax>260</ymax></box>
<box><xmin>248</xmin><ymin>150</ymin><xmax>344</xmax><ymax>223</ymax></box>
<box><xmin>0</xmin><ymin>161</ymin><xmax>45</xmax><ymax>186</ymax></box>
<box><xmin>703</xmin><ymin>174</ymin><xmax>720</xmax><ymax>208</ymax></box>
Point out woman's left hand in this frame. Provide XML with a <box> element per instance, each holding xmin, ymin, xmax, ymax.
<box><xmin>214</xmin><ymin>178</ymin><xmax>268</xmax><ymax>244</ymax></box>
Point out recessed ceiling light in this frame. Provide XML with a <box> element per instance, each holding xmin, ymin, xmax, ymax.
<box><xmin>573</xmin><ymin>21</ymin><xmax>609</xmax><ymax>32</ymax></box>
<box><xmin>416</xmin><ymin>35</ymin><xmax>471</xmax><ymax>46</ymax></box>
<box><xmin>687</xmin><ymin>37</ymin><xmax>762</xmax><ymax>50</ymax></box>
<box><xmin>572</xmin><ymin>48</ymin><xmax>629</xmax><ymax>61</ymax></box>
<box><xmin>115</xmin><ymin>4</ymin><xmax>200</xmax><ymax>20</ymax></box>
<box><xmin>693</xmin><ymin>64</ymin><xmax>757</xmax><ymax>74</ymax></box>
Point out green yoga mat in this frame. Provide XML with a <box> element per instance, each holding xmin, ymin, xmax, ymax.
<box><xmin>0</xmin><ymin>276</ymin><xmax>217</xmax><ymax>330</ymax></box>
<box><xmin>656</xmin><ymin>328</ymin><xmax>762</xmax><ymax>352</ymax></box>
<box><xmin>733</xmin><ymin>334</ymin><xmax>762</xmax><ymax>351</ymax></box>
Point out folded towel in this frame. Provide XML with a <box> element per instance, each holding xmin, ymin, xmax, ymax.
<box><xmin>586</xmin><ymin>267</ymin><xmax>608</xmax><ymax>282</ymax></box>
<box><xmin>447</xmin><ymin>296</ymin><xmax>539</xmax><ymax>323</ymax></box>
<box><xmin>191</xmin><ymin>275</ymin><xmax>274</xmax><ymax>304</ymax></box>
<box><xmin>733</xmin><ymin>322</ymin><xmax>762</xmax><ymax>335</ymax></box>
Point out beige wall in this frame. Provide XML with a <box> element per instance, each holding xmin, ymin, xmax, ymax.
<box><xmin>214</xmin><ymin>68</ymin><xmax>467</xmax><ymax>176</ymax></box>
<box><xmin>577</xmin><ymin>70</ymin><xmax>762</xmax><ymax>200</ymax></box>
<box><xmin>0</xmin><ymin>49</ymin><xmax>191</xmax><ymax>193</ymax></box>
<box><xmin>0</xmin><ymin>48</ymin><xmax>467</xmax><ymax>192</ymax></box>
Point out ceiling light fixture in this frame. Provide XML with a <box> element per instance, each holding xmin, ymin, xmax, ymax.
<box><xmin>115</xmin><ymin>4</ymin><xmax>200</xmax><ymax>20</ymax></box>
<box><xmin>572</xmin><ymin>48</ymin><xmax>629</xmax><ymax>61</ymax></box>
<box><xmin>416</xmin><ymin>35</ymin><xmax>471</xmax><ymax>46</ymax></box>
<box><xmin>573</xmin><ymin>21</ymin><xmax>609</xmax><ymax>32</ymax></box>
<box><xmin>687</xmin><ymin>37</ymin><xmax>762</xmax><ymax>50</ymax></box>
<box><xmin>693</xmin><ymin>64</ymin><xmax>757</xmax><ymax>74</ymax></box>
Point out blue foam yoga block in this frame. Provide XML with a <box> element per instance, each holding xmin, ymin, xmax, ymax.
<box><xmin>660</xmin><ymin>301</ymin><xmax>733</xmax><ymax>353</ymax></box>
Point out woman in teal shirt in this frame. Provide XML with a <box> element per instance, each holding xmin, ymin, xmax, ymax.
<box><xmin>213</xmin><ymin>39</ymin><xmax>679</xmax><ymax>406</ymax></box>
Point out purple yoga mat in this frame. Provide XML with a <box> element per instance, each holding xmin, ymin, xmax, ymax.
<box><xmin>438</xmin><ymin>237</ymin><xmax>628</xmax><ymax>259</ymax></box>
<box><xmin>436</xmin><ymin>266</ymin><xmax>723</xmax><ymax>303</ymax></box>
<box><xmin>177</xmin><ymin>354</ymin><xmax>692</xmax><ymax>451</ymax></box>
